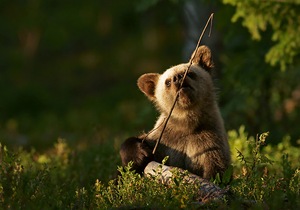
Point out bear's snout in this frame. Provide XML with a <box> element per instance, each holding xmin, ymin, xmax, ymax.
<box><xmin>173</xmin><ymin>73</ymin><xmax>184</xmax><ymax>89</ymax></box>
<box><xmin>172</xmin><ymin>73</ymin><xmax>193</xmax><ymax>91</ymax></box>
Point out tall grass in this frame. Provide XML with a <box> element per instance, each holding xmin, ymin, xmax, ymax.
<box><xmin>1</xmin><ymin>127</ymin><xmax>299</xmax><ymax>209</ymax></box>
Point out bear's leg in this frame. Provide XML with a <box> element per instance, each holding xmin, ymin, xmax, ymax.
<box><xmin>120</xmin><ymin>137</ymin><xmax>153</xmax><ymax>174</ymax></box>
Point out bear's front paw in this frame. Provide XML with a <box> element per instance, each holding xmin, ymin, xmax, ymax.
<box><xmin>120</xmin><ymin>137</ymin><xmax>153</xmax><ymax>174</ymax></box>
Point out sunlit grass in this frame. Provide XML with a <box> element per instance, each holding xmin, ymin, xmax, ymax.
<box><xmin>0</xmin><ymin>127</ymin><xmax>299</xmax><ymax>209</ymax></box>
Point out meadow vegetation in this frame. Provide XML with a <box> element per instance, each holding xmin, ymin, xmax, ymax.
<box><xmin>1</xmin><ymin>127</ymin><xmax>299</xmax><ymax>209</ymax></box>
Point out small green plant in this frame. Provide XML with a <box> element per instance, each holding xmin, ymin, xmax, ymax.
<box><xmin>93</xmin><ymin>161</ymin><xmax>204</xmax><ymax>209</ymax></box>
<box><xmin>228</xmin><ymin>128</ymin><xmax>300</xmax><ymax>208</ymax></box>
<box><xmin>232</xmin><ymin>132</ymin><xmax>272</xmax><ymax>201</ymax></box>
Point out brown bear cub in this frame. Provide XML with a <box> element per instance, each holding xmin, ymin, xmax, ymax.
<box><xmin>120</xmin><ymin>45</ymin><xmax>231</xmax><ymax>180</ymax></box>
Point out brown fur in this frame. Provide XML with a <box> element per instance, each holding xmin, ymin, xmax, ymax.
<box><xmin>120</xmin><ymin>46</ymin><xmax>231</xmax><ymax>180</ymax></box>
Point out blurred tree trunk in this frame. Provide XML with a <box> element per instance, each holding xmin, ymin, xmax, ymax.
<box><xmin>182</xmin><ymin>0</ymin><xmax>222</xmax><ymax>77</ymax></box>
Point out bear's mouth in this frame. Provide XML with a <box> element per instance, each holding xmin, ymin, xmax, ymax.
<box><xmin>177</xmin><ymin>82</ymin><xmax>194</xmax><ymax>108</ymax></box>
<box><xmin>180</xmin><ymin>81</ymin><xmax>193</xmax><ymax>91</ymax></box>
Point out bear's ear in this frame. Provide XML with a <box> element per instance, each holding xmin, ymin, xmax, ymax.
<box><xmin>189</xmin><ymin>45</ymin><xmax>214</xmax><ymax>71</ymax></box>
<box><xmin>137</xmin><ymin>73</ymin><xmax>159</xmax><ymax>100</ymax></box>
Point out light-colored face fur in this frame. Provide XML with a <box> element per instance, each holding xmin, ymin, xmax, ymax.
<box><xmin>137</xmin><ymin>45</ymin><xmax>215</xmax><ymax>122</ymax></box>
<box><xmin>155</xmin><ymin>64</ymin><xmax>214</xmax><ymax>118</ymax></box>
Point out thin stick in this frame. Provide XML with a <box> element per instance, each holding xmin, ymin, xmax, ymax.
<box><xmin>152</xmin><ymin>13</ymin><xmax>214</xmax><ymax>155</ymax></box>
<box><xmin>142</xmin><ymin>118</ymin><xmax>166</xmax><ymax>144</ymax></box>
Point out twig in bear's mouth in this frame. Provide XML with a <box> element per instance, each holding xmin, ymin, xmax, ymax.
<box><xmin>152</xmin><ymin>13</ymin><xmax>214</xmax><ymax>155</ymax></box>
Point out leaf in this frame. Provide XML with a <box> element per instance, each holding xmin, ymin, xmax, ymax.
<box><xmin>222</xmin><ymin>165</ymin><xmax>233</xmax><ymax>184</ymax></box>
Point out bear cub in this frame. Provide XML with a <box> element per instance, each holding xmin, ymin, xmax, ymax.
<box><xmin>120</xmin><ymin>45</ymin><xmax>231</xmax><ymax>180</ymax></box>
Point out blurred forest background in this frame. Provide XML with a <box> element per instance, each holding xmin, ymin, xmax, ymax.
<box><xmin>1</xmin><ymin>0</ymin><xmax>300</xmax><ymax>151</ymax></box>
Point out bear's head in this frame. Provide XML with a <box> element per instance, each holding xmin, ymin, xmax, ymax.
<box><xmin>137</xmin><ymin>45</ymin><xmax>215</xmax><ymax>121</ymax></box>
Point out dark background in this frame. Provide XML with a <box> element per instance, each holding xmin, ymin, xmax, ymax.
<box><xmin>1</xmin><ymin>0</ymin><xmax>300</xmax><ymax>150</ymax></box>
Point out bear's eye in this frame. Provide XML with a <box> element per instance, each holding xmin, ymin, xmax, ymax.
<box><xmin>187</xmin><ymin>71</ymin><xmax>197</xmax><ymax>80</ymax></box>
<box><xmin>165</xmin><ymin>79</ymin><xmax>171</xmax><ymax>87</ymax></box>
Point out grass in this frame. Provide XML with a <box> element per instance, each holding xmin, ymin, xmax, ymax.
<box><xmin>0</xmin><ymin>126</ymin><xmax>300</xmax><ymax>209</ymax></box>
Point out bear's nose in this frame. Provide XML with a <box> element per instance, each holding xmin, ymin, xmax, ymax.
<box><xmin>173</xmin><ymin>73</ymin><xmax>183</xmax><ymax>84</ymax></box>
